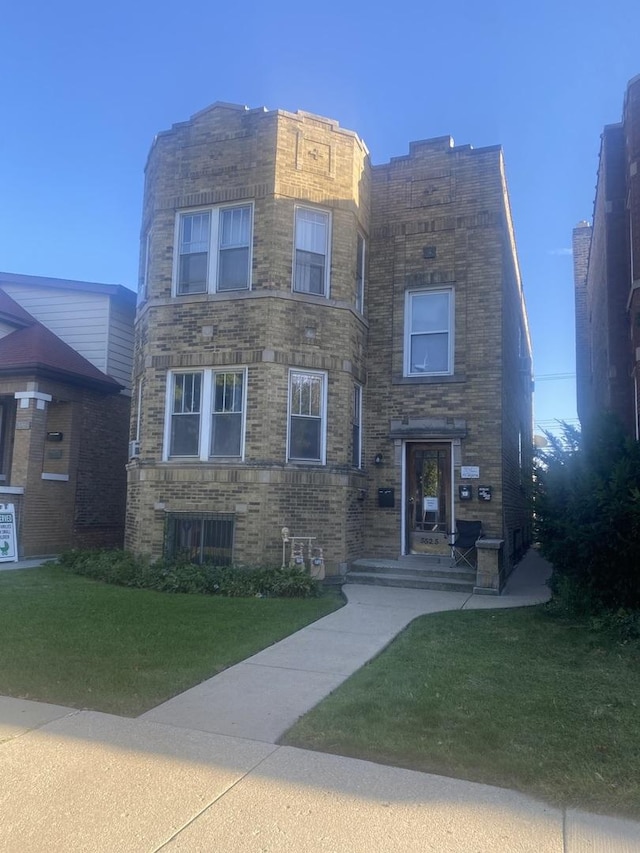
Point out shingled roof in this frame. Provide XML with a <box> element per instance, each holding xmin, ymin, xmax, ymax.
<box><xmin>0</xmin><ymin>288</ymin><xmax>123</xmax><ymax>393</ymax></box>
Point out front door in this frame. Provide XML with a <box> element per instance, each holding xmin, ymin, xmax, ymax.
<box><xmin>406</xmin><ymin>443</ymin><xmax>451</xmax><ymax>555</ymax></box>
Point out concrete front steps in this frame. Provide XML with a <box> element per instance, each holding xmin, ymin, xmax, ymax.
<box><xmin>345</xmin><ymin>554</ymin><xmax>476</xmax><ymax>593</ymax></box>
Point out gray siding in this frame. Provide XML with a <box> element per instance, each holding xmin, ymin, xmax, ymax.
<box><xmin>107</xmin><ymin>298</ymin><xmax>135</xmax><ymax>390</ymax></box>
<box><xmin>1</xmin><ymin>284</ymin><xmax>110</xmax><ymax>374</ymax></box>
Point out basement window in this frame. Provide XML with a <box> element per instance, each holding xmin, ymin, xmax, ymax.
<box><xmin>164</xmin><ymin>512</ymin><xmax>235</xmax><ymax>565</ymax></box>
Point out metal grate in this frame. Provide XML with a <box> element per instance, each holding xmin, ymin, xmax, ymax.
<box><xmin>165</xmin><ymin>512</ymin><xmax>235</xmax><ymax>566</ymax></box>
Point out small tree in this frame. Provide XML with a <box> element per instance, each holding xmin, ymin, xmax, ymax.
<box><xmin>535</xmin><ymin>414</ymin><xmax>640</xmax><ymax>612</ymax></box>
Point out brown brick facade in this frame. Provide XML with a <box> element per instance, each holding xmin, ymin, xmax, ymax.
<box><xmin>127</xmin><ymin>104</ymin><xmax>532</xmax><ymax>581</ymax></box>
<box><xmin>0</xmin><ymin>277</ymin><xmax>134</xmax><ymax>558</ymax></box>
<box><xmin>0</xmin><ymin>377</ymin><xmax>129</xmax><ymax>556</ymax></box>
<box><xmin>576</xmin><ymin>75</ymin><xmax>640</xmax><ymax>438</ymax></box>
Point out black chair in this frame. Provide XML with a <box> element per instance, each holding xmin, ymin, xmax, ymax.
<box><xmin>451</xmin><ymin>520</ymin><xmax>483</xmax><ymax>569</ymax></box>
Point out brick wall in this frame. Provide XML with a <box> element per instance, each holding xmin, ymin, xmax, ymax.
<box><xmin>583</xmin><ymin>124</ymin><xmax>634</xmax><ymax>435</ymax></box>
<box><xmin>573</xmin><ymin>221</ymin><xmax>592</xmax><ymax>427</ymax></box>
<box><xmin>0</xmin><ymin>374</ymin><xmax>129</xmax><ymax>556</ymax></box>
<box><xmin>128</xmin><ymin>105</ymin><xmax>370</xmax><ymax>572</ymax></box>
<box><xmin>363</xmin><ymin>139</ymin><xmax>531</xmax><ymax>567</ymax></box>
<box><xmin>127</xmin><ymin>105</ymin><xmax>532</xmax><ymax>577</ymax></box>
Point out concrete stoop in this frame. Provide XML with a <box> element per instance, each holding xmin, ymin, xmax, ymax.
<box><xmin>346</xmin><ymin>555</ymin><xmax>476</xmax><ymax>593</ymax></box>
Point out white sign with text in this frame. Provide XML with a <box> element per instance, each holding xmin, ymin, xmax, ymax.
<box><xmin>0</xmin><ymin>504</ymin><xmax>18</xmax><ymax>562</ymax></box>
<box><xmin>461</xmin><ymin>466</ymin><xmax>480</xmax><ymax>479</ymax></box>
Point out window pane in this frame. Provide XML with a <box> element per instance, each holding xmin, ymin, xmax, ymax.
<box><xmin>352</xmin><ymin>385</ymin><xmax>362</xmax><ymax>468</ymax></box>
<box><xmin>220</xmin><ymin>206</ymin><xmax>250</xmax><ymax>247</ymax></box>
<box><xmin>178</xmin><ymin>253</ymin><xmax>208</xmax><ymax>293</ymax></box>
<box><xmin>174</xmin><ymin>517</ymin><xmax>202</xmax><ymax>562</ymax></box>
<box><xmin>291</xmin><ymin>373</ymin><xmax>321</xmax><ymax>416</ymax></box>
<box><xmin>294</xmin><ymin>250</ymin><xmax>325</xmax><ymax>294</ymax></box>
<box><xmin>218</xmin><ymin>247</ymin><xmax>249</xmax><ymax>290</ymax></box>
<box><xmin>411</xmin><ymin>332</ymin><xmax>449</xmax><ymax>373</ymax></box>
<box><xmin>295</xmin><ymin>209</ymin><xmax>327</xmax><ymax>253</ymax></box>
<box><xmin>352</xmin><ymin>423</ymin><xmax>361</xmax><ymax>468</ymax></box>
<box><xmin>178</xmin><ymin>212</ymin><xmax>210</xmax><ymax>293</ymax></box>
<box><xmin>170</xmin><ymin>413</ymin><xmax>200</xmax><ymax>456</ymax></box>
<box><xmin>290</xmin><ymin>417</ymin><xmax>321</xmax><ymax>460</ymax></box>
<box><xmin>214</xmin><ymin>372</ymin><xmax>243</xmax><ymax>413</ymax></box>
<box><xmin>211</xmin><ymin>413</ymin><xmax>242</xmax><ymax>456</ymax></box>
<box><xmin>181</xmin><ymin>212</ymin><xmax>210</xmax><ymax>252</ymax></box>
<box><xmin>411</xmin><ymin>292</ymin><xmax>450</xmax><ymax>333</ymax></box>
<box><xmin>173</xmin><ymin>373</ymin><xmax>201</xmax><ymax>414</ymax></box>
<box><xmin>202</xmin><ymin>518</ymin><xmax>234</xmax><ymax>565</ymax></box>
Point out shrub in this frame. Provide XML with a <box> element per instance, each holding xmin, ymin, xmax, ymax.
<box><xmin>56</xmin><ymin>550</ymin><xmax>321</xmax><ymax>599</ymax></box>
<box><xmin>535</xmin><ymin>413</ymin><xmax>640</xmax><ymax>614</ymax></box>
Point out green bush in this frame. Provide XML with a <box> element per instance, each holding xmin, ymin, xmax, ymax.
<box><xmin>55</xmin><ymin>549</ymin><xmax>321</xmax><ymax>599</ymax></box>
<box><xmin>535</xmin><ymin>413</ymin><xmax>640</xmax><ymax>614</ymax></box>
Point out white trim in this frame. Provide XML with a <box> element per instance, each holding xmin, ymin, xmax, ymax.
<box><xmin>41</xmin><ymin>473</ymin><xmax>69</xmax><ymax>481</ymax></box>
<box><xmin>0</xmin><ymin>486</ymin><xmax>24</xmax><ymax>494</ymax></box>
<box><xmin>292</xmin><ymin>205</ymin><xmax>331</xmax><ymax>298</ymax></box>
<box><xmin>14</xmin><ymin>391</ymin><xmax>52</xmax><ymax>402</ymax></box>
<box><xmin>403</xmin><ymin>288</ymin><xmax>454</xmax><ymax>377</ymax></box>
<box><xmin>287</xmin><ymin>368</ymin><xmax>328</xmax><ymax>465</ymax></box>
<box><xmin>172</xmin><ymin>202</ymin><xmax>254</xmax><ymax>297</ymax></box>
<box><xmin>135</xmin><ymin>379</ymin><xmax>143</xmax><ymax>443</ymax></box>
<box><xmin>209</xmin><ymin>368</ymin><xmax>248</xmax><ymax>461</ymax></box>
<box><xmin>163</xmin><ymin>367</ymin><xmax>248</xmax><ymax>462</ymax></box>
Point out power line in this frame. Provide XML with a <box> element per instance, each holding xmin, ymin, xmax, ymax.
<box><xmin>535</xmin><ymin>373</ymin><xmax>576</xmax><ymax>381</ymax></box>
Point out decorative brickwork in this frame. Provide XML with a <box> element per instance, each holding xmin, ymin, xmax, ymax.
<box><xmin>127</xmin><ymin>104</ymin><xmax>532</xmax><ymax>582</ymax></box>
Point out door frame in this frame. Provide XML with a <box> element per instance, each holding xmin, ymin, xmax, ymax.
<box><xmin>401</xmin><ymin>439</ymin><xmax>455</xmax><ymax>556</ymax></box>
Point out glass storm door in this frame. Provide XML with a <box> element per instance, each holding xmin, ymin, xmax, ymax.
<box><xmin>406</xmin><ymin>443</ymin><xmax>451</xmax><ymax>555</ymax></box>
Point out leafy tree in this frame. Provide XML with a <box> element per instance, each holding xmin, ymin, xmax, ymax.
<box><xmin>535</xmin><ymin>414</ymin><xmax>640</xmax><ymax>613</ymax></box>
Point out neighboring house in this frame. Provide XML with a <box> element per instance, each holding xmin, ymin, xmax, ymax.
<box><xmin>574</xmin><ymin>74</ymin><xmax>640</xmax><ymax>438</ymax></box>
<box><xmin>126</xmin><ymin>103</ymin><xmax>532</xmax><ymax>590</ymax></box>
<box><xmin>0</xmin><ymin>273</ymin><xmax>135</xmax><ymax>557</ymax></box>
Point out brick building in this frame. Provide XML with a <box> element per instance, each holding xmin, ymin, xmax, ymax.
<box><xmin>574</xmin><ymin>74</ymin><xmax>640</xmax><ymax>438</ymax></box>
<box><xmin>0</xmin><ymin>273</ymin><xmax>135</xmax><ymax>556</ymax></box>
<box><xmin>126</xmin><ymin>103</ymin><xmax>532</xmax><ymax>590</ymax></box>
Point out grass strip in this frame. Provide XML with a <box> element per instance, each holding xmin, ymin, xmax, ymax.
<box><xmin>0</xmin><ymin>566</ymin><xmax>342</xmax><ymax>716</ymax></box>
<box><xmin>282</xmin><ymin>605</ymin><xmax>640</xmax><ymax>819</ymax></box>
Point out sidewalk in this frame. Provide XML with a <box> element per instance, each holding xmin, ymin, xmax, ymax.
<box><xmin>0</xmin><ymin>550</ymin><xmax>638</xmax><ymax>852</ymax></box>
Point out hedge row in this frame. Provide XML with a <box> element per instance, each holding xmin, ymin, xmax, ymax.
<box><xmin>55</xmin><ymin>549</ymin><xmax>321</xmax><ymax>598</ymax></box>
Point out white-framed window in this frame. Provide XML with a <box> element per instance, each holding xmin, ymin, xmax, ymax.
<box><xmin>293</xmin><ymin>207</ymin><xmax>330</xmax><ymax>296</ymax></box>
<box><xmin>139</xmin><ymin>230</ymin><xmax>152</xmax><ymax>304</ymax></box>
<box><xmin>356</xmin><ymin>233</ymin><xmax>365</xmax><ymax>313</ymax></box>
<box><xmin>404</xmin><ymin>289</ymin><xmax>454</xmax><ymax>376</ymax></box>
<box><xmin>287</xmin><ymin>369</ymin><xmax>327</xmax><ymax>463</ymax></box>
<box><xmin>211</xmin><ymin>370</ymin><xmax>244</xmax><ymax>457</ymax></box>
<box><xmin>174</xmin><ymin>204</ymin><xmax>253</xmax><ymax>295</ymax></box>
<box><xmin>164</xmin><ymin>369</ymin><xmax>247</xmax><ymax>460</ymax></box>
<box><xmin>352</xmin><ymin>384</ymin><xmax>363</xmax><ymax>469</ymax></box>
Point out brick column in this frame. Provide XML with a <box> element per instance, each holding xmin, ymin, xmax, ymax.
<box><xmin>11</xmin><ymin>389</ymin><xmax>51</xmax><ymax>556</ymax></box>
<box><xmin>11</xmin><ymin>390</ymin><xmax>51</xmax><ymax>488</ymax></box>
<box><xmin>474</xmin><ymin>538</ymin><xmax>504</xmax><ymax>594</ymax></box>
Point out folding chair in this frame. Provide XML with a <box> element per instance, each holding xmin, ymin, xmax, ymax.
<box><xmin>451</xmin><ymin>520</ymin><xmax>483</xmax><ymax>569</ymax></box>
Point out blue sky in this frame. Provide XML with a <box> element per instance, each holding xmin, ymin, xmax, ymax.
<box><xmin>2</xmin><ymin>0</ymin><xmax>639</xmax><ymax>434</ymax></box>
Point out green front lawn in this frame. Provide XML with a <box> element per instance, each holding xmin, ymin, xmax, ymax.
<box><xmin>0</xmin><ymin>566</ymin><xmax>342</xmax><ymax>716</ymax></box>
<box><xmin>282</xmin><ymin>606</ymin><xmax>640</xmax><ymax>819</ymax></box>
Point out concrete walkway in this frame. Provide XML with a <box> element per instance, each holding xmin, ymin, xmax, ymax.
<box><xmin>1</xmin><ymin>549</ymin><xmax>638</xmax><ymax>851</ymax></box>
